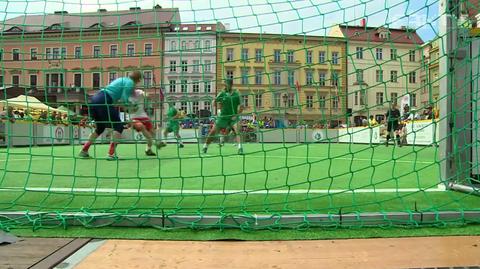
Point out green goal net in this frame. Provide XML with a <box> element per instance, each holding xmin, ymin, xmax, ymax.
<box><xmin>0</xmin><ymin>0</ymin><xmax>479</xmax><ymax>231</ymax></box>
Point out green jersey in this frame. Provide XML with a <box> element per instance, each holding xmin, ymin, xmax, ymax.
<box><xmin>167</xmin><ymin>107</ymin><xmax>178</xmax><ymax>124</ymax></box>
<box><xmin>216</xmin><ymin>90</ymin><xmax>240</xmax><ymax>118</ymax></box>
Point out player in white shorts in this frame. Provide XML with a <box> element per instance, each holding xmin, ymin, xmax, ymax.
<box><xmin>128</xmin><ymin>89</ymin><xmax>163</xmax><ymax>156</ymax></box>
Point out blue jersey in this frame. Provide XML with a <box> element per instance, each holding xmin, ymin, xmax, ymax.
<box><xmin>102</xmin><ymin>77</ymin><xmax>135</xmax><ymax>103</ymax></box>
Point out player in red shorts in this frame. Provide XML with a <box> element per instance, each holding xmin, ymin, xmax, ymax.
<box><xmin>129</xmin><ymin>89</ymin><xmax>162</xmax><ymax>156</ymax></box>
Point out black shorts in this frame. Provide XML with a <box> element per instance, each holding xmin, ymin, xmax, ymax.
<box><xmin>387</xmin><ymin>122</ymin><xmax>399</xmax><ymax>132</ymax></box>
<box><xmin>89</xmin><ymin>91</ymin><xmax>124</xmax><ymax>134</ymax></box>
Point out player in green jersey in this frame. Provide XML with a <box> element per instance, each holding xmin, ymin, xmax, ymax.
<box><xmin>202</xmin><ymin>78</ymin><xmax>243</xmax><ymax>154</ymax></box>
<box><xmin>158</xmin><ymin>102</ymin><xmax>184</xmax><ymax>148</ymax></box>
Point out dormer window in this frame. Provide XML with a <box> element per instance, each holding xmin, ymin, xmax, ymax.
<box><xmin>90</xmin><ymin>23</ymin><xmax>104</xmax><ymax>29</ymax></box>
<box><xmin>5</xmin><ymin>26</ymin><xmax>23</xmax><ymax>32</ymax></box>
<box><xmin>123</xmin><ymin>21</ymin><xmax>140</xmax><ymax>27</ymax></box>
<box><xmin>47</xmin><ymin>23</ymin><xmax>63</xmax><ymax>30</ymax></box>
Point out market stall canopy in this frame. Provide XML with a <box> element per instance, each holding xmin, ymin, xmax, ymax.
<box><xmin>57</xmin><ymin>105</ymin><xmax>76</xmax><ymax>115</ymax></box>
<box><xmin>0</xmin><ymin>95</ymin><xmax>62</xmax><ymax>112</ymax></box>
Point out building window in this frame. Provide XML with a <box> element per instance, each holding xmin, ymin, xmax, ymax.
<box><xmin>12</xmin><ymin>49</ymin><xmax>20</xmax><ymax>61</ymax></box>
<box><xmin>181</xmin><ymin>41</ymin><xmax>187</xmax><ymax>51</ymax></box>
<box><xmin>92</xmin><ymin>73</ymin><xmax>100</xmax><ymax>90</ymax></box>
<box><xmin>409</xmin><ymin>50</ymin><xmax>416</xmax><ymax>62</ymax></box>
<box><xmin>306</xmin><ymin>50</ymin><xmax>313</xmax><ymax>64</ymax></box>
<box><xmin>390</xmin><ymin>48</ymin><xmax>397</xmax><ymax>60</ymax></box>
<box><xmin>390</xmin><ymin>70</ymin><xmax>398</xmax><ymax>82</ymax></box>
<box><xmin>409</xmin><ymin>71</ymin><xmax>416</xmax><ymax>83</ymax></box>
<box><xmin>74</xmin><ymin>73</ymin><xmax>82</xmax><ymax>88</ymax></box>
<box><xmin>143</xmin><ymin>71</ymin><xmax>152</xmax><ymax>87</ymax></box>
<box><xmin>180</xmin><ymin>102</ymin><xmax>187</xmax><ymax>112</ymax></box>
<box><xmin>306</xmin><ymin>71</ymin><xmax>313</xmax><ymax>85</ymax></box>
<box><xmin>319</xmin><ymin>72</ymin><xmax>326</xmax><ymax>86</ymax></box>
<box><xmin>204</xmin><ymin>40</ymin><xmax>211</xmax><ymax>52</ymax></box>
<box><xmin>376</xmin><ymin>70</ymin><xmax>383</xmax><ymax>82</ymax></box>
<box><xmin>53</xmin><ymin>48</ymin><xmax>61</xmax><ymax>59</ymax></box>
<box><xmin>127</xmin><ymin>44</ymin><xmax>135</xmax><ymax>56</ymax></box>
<box><xmin>376</xmin><ymin>48</ymin><xmax>383</xmax><ymax>60</ymax></box>
<box><xmin>0</xmin><ymin>49</ymin><xmax>3</xmax><ymax>61</ymax></box>
<box><xmin>286</xmin><ymin>50</ymin><xmax>294</xmax><ymax>63</ymax></box>
<box><xmin>204</xmin><ymin>60</ymin><xmax>211</xmax><ymax>72</ymax></box>
<box><xmin>360</xmin><ymin>89</ymin><xmax>366</xmax><ymax>105</ymax></box>
<box><xmin>181</xmin><ymin>80</ymin><xmax>188</xmax><ymax>93</ymax></box>
<box><xmin>193</xmin><ymin>60</ymin><xmax>200</xmax><ymax>72</ymax></box>
<box><xmin>255</xmin><ymin>94</ymin><xmax>263</xmax><ymax>108</ymax></box>
<box><xmin>46</xmin><ymin>48</ymin><xmax>52</xmax><ymax>60</ymax></box>
<box><xmin>287</xmin><ymin>93</ymin><xmax>295</xmax><ymax>107</ymax></box>
<box><xmin>109</xmin><ymin>72</ymin><xmax>117</xmax><ymax>83</ymax></box>
<box><xmin>306</xmin><ymin>95</ymin><xmax>313</xmax><ymax>109</ymax></box>
<box><xmin>411</xmin><ymin>93</ymin><xmax>417</xmax><ymax>107</ymax></box>
<box><xmin>390</xmin><ymin>92</ymin><xmax>398</xmax><ymax>103</ymax></box>
<box><xmin>332</xmin><ymin>96</ymin><xmax>339</xmax><ymax>109</ymax></box>
<box><xmin>30</xmin><ymin>74</ymin><xmax>37</xmax><ymax>89</ymax></box>
<box><xmin>74</xmin><ymin>47</ymin><xmax>81</xmax><ymax>59</ymax></box>
<box><xmin>61</xmin><ymin>47</ymin><xmax>66</xmax><ymax>59</ymax></box>
<box><xmin>170</xmin><ymin>60</ymin><xmax>176</xmax><ymax>72</ymax></box>
<box><xmin>255</xmin><ymin>71</ymin><xmax>262</xmax><ymax>85</ymax></box>
<box><xmin>181</xmin><ymin>60</ymin><xmax>188</xmax><ymax>72</ymax></box>
<box><xmin>12</xmin><ymin>75</ymin><xmax>19</xmax><ymax>87</ymax></box>
<box><xmin>242</xmin><ymin>95</ymin><xmax>249</xmax><ymax>107</ymax></box>
<box><xmin>110</xmin><ymin>45</ymin><xmax>117</xmax><ymax>57</ymax></box>
<box><xmin>274</xmin><ymin>71</ymin><xmax>281</xmax><ymax>85</ymax></box>
<box><xmin>255</xmin><ymin>49</ymin><xmax>263</xmax><ymax>62</ymax></box>
<box><xmin>241</xmin><ymin>48</ymin><xmax>248</xmax><ymax>61</ymax></box>
<box><xmin>332</xmin><ymin>52</ymin><xmax>339</xmax><ymax>65</ymax></box>
<box><xmin>241</xmin><ymin>68</ymin><xmax>249</xmax><ymax>85</ymax></box>
<box><xmin>93</xmin><ymin>46</ymin><xmax>101</xmax><ymax>58</ymax></box>
<box><xmin>192</xmin><ymin>101</ymin><xmax>199</xmax><ymax>114</ymax></box>
<box><xmin>288</xmin><ymin>71</ymin><xmax>295</xmax><ymax>86</ymax></box>
<box><xmin>319</xmin><ymin>51</ymin><xmax>326</xmax><ymax>63</ymax></box>
<box><xmin>319</xmin><ymin>95</ymin><xmax>326</xmax><ymax>109</ymax></box>
<box><xmin>193</xmin><ymin>81</ymin><xmax>200</xmax><ymax>93</ymax></box>
<box><xmin>376</xmin><ymin>92</ymin><xmax>384</xmax><ymax>105</ymax></box>
<box><xmin>274</xmin><ymin>49</ymin><xmax>281</xmax><ymax>62</ymax></box>
<box><xmin>204</xmin><ymin>81</ymin><xmax>211</xmax><ymax>93</ymax></box>
<box><xmin>356</xmin><ymin>69</ymin><xmax>364</xmax><ymax>83</ymax></box>
<box><xmin>170</xmin><ymin>41</ymin><xmax>177</xmax><ymax>51</ymax></box>
<box><xmin>356</xmin><ymin>47</ymin><xmax>363</xmax><ymax>59</ymax></box>
<box><xmin>226</xmin><ymin>48</ymin><xmax>234</xmax><ymax>61</ymax></box>
<box><xmin>30</xmin><ymin>48</ymin><xmax>37</xmax><ymax>60</ymax></box>
<box><xmin>169</xmin><ymin>80</ymin><xmax>176</xmax><ymax>93</ymax></box>
<box><xmin>204</xmin><ymin>101</ymin><xmax>211</xmax><ymax>111</ymax></box>
<box><xmin>354</xmin><ymin>91</ymin><xmax>358</xmax><ymax>105</ymax></box>
<box><xmin>226</xmin><ymin>70</ymin><xmax>234</xmax><ymax>79</ymax></box>
<box><xmin>194</xmin><ymin>40</ymin><xmax>200</xmax><ymax>51</ymax></box>
<box><xmin>273</xmin><ymin>93</ymin><xmax>281</xmax><ymax>107</ymax></box>
<box><xmin>331</xmin><ymin>72</ymin><xmax>339</xmax><ymax>87</ymax></box>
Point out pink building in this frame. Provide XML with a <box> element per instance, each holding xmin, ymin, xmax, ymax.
<box><xmin>0</xmin><ymin>6</ymin><xmax>180</xmax><ymax>113</ymax></box>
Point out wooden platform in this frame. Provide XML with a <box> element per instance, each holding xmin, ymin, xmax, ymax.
<box><xmin>0</xmin><ymin>237</ymin><xmax>90</xmax><ymax>269</ymax></box>
<box><xmin>74</xmin><ymin>236</ymin><xmax>480</xmax><ymax>269</ymax></box>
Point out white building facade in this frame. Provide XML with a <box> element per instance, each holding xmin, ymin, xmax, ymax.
<box><xmin>163</xmin><ymin>24</ymin><xmax>223</xmax><ymax>116</ymax></box>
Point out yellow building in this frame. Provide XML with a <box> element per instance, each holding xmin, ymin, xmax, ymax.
<box><xmin>216</xmin><ymin>33</ymin><xmax>346</xmax><ymax>127</ymax></box>
<box><xmin>421</xmin><ymin>38</ymin><xmax>440</xmax><ymax>108</ymax></box>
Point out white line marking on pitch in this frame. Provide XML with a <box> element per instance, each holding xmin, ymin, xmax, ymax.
<box><xmin>0</xmin><ymin>185</ymin><xmax>446</xmax><ymax>194</ymax></box>
<box><xmin>0</xmin><ymin>155</ymin><xmax>435</xmax><ymax>164</ymax></box>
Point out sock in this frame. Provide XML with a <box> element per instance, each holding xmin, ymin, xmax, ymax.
<box><xmin>238</xmin><ymin>143</ymin><xmax>242</xmax><ymax>149</ymax></box>
<box><xmin>386</xmin><ymin>135</ymin><xmax>390</xmax><ymax>142</ymax></box>
<box><xmin>82</xmin><ymin>141</ymin><xmax>92</xmax><ymax>152</ymax></box>
<box><xmin>203</xmin><ymin>143</ymin><xmax>208</xmax><ymax>149</ymax></box>
<box><xmin>178</xmin><ymin>138</ymin><xmax>183</xmax><ymax>145</ymax></box>
<box><xmin>108</xmin><ymin>142</ymin><xmax>117</xmax><ymax>156</ymax></box>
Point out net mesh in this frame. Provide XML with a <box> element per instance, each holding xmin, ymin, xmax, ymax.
<box><xmin>0</xmin><ymin>0</ymin><xmax>479</xmax><ymax>231</ymax></box>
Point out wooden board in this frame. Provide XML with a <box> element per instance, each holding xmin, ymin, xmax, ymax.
<box><xmin>75</xmin><ymin>236</ymin><xmax>480</xmax><ymax>269</ymax></box>
<box><xmin>0</xmin><ymin>238</ymin><xmax>90</xmax><ymax>269</ymax></box>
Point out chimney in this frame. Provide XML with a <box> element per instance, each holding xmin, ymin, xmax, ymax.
<box><xmin>98</xmin><ymin>9</ymin><xmax>107</xmax><ymax>12</ymax></box>
<box><xmin>360</xmin><ymin>18</ymin><xmax>366</xmax><ymax>27</ymax></box>
<box><xmin>130</xmin><ymin>7</ymin><xmax>141</xmax><ymax>11</ymax></box>
<box><xmin>154</xmin><ymin>4</ymin><xmax>162</xmax><ymax>9</ymax></box>
<box><xmin>54</xmin><ymin>11</ymin><xmax>68</xmax><ymax>15</ymax></box>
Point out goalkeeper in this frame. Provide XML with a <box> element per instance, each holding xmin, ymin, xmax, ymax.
<box><xmin>79</xmin><ymin>71</ymin><xmax>141</xmax><ymax>160</ymax></box>
<box><xmin>202</xmin><ymin>78</ymin><xmax>243</xmax><ymax>154</ymax></box>
<box><xmin>157</xmin><ymin>102</ymin><xmax>184</xmax><ymax>148</ymax></box>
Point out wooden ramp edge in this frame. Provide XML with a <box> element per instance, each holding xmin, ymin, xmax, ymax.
<box><xmin>74</xmin><ymin>236</ymin><xmax>480</xmax><ymax>269</ymax></box>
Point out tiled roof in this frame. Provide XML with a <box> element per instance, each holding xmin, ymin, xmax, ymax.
<box><xmin>337</xmin><ymin>25</ymin><xmax>423</xmax><ymax>45</ymax></box>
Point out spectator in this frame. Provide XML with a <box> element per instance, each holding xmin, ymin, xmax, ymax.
<box><xmin>368</xmin><ymin>115</ymin><xmax>378</xmax><ymax>127</ymax></box>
